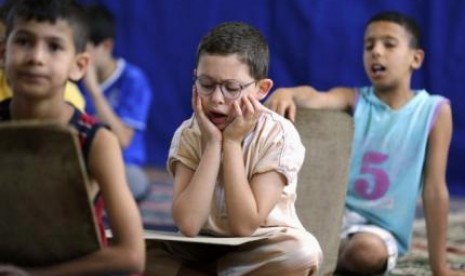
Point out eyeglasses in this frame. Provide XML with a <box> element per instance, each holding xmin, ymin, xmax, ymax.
<box><xmin>194</xmin><ymin>76</ymin><xmax>256</xmax><ymax>100</ymax></box>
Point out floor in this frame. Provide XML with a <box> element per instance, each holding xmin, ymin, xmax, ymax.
<box><xmin>141</xmin><ymin>167</ymin><xmax>465</xmax><ymax>275</ymax></box>
<box><xmin>142</xmin><ymin>166</ymin><xmax>465</xmax><ymax>224</ymax></box>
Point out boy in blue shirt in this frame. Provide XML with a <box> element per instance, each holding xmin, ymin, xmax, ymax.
<box><xmin>266</xmin><ymin>11</ymin><xmax>464</xmax><ymax>276</ymax></box>
<box><xmin>80</xmin><ymin>4</ymin><xmax>153</xmax><ymax>201</ymax></box>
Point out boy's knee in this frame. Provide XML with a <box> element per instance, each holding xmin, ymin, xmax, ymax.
<box><xmin>245</xmin><ymin>230</ymin><xmax>322</xmax><ymax>275</ymax></box>
<box><xmin>282</xmin><ymin>232</ymin><xmax>323</xmax><ymax>273</ymax></box>
<box><xmin>338</xmin><ymin>233</ymin><xmax>388</xmax><ymax>274</ymax></box>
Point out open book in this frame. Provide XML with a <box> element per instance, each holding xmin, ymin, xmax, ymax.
<box><xmin>107</xmin><ymin>229</ymin><xmax>268</xmax><ymax>246</ymax></box>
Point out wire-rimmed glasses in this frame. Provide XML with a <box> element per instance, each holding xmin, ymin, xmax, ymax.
<box><xmin>194</xmin><ymin>75</ymin><xmax>256</xmax><ymax>100</ymax></box>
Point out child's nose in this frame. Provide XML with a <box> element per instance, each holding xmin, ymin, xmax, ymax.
<box><xmin>210</xmin><ymin>85</ymin><xmax>225</xmax><ymax>103</ymax></box>
<box><xmin>27</xmin><ymin>45</ymin><xmax>46</xmax><ymax>64</ymax></box>
<box><xmin>371</xmin><ymin>42</ymin><xmax>383</xmax><ymax>57</ymax></box>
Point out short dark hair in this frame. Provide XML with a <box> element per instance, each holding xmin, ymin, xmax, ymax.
<box><xmin>4</xmin><ymin>0</ymin><xmax>88</xmax><ymax>53</ymax></box>
<box><xmin>85</xmin><ymin>4</ymin><xmax>115</xmax><ymax>45</ymax></box>
<box><xmin>196</xmin><ymin>22</ymin><xmax>269</xmax><ymax>80</ymax></box>
<box><xmin>366</xmin><ymin>11</ymin><xmax>422</xmax><ymax>49</ymax></box>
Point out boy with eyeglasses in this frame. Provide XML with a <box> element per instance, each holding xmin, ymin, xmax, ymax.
<box><xmin>146</xmin><ymin>22</ymin><xmax>322</xmax><ymax>275</ymax></box>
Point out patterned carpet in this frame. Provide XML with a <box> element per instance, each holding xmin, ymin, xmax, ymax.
<box><xmin>139</xmin><ymin>168</ymin><xmax>465</xmax><ymax>274</ymax></box>
<box><xmin>139</xmin><ymin>168</ymin><xmax>175</xmax><ymax>229</ymax></box>
<box><xmin>389</xmin><ymin>212</ymin><xmax>465</xmax><ymax>275</ymax></box>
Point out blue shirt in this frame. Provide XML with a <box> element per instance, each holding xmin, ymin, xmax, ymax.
<box><xmin>80</xmin><ymin>59</ymin><xmax>152</xmax><ymax>165</ymax></box>
<box><xmin>346</xmin><ymin>86</ymin><xmax>447</xmax><ymax>255</ymax></box>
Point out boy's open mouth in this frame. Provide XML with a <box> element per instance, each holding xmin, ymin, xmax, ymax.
<box><xmin>208</xmin><ymin>111</ymin><xmax>227</xmax><ymax>125</ymax></box>
<box><xmin>371</xmin><ymin>64</ymin><xmax>386</xmax><ymax>75</ymax></box>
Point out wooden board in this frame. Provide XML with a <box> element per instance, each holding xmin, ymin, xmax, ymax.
<box><xmin>0</xmin><ymin>121</ymin><xmax>101</xmax><ymax>267</ymax></box>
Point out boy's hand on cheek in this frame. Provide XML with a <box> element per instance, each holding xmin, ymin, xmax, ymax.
<box><xmin>191</xmin><ymin>87</ymin><xmax>222</xmax><ymax>148</ymax></box>
<box><xmin>223</xmin><ymin>95</ymin><xmax>262</xmax><ymax>143</ymax></box>
<box><xmin>83</xmin><ymin>60</ymin><xmax>100</xmax><ymax>95</ymax></box>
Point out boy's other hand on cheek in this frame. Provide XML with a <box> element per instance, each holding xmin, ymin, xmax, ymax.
<box><xmin>223</xmin><ymin>95</ymin><xmax>262</xmax><ymax>144</ymax></box>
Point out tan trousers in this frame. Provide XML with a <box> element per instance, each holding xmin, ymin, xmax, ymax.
<box><xmin>145</xmin><ymin>227</ymin><xmax>322</xmax><ymax>276</ymax></box>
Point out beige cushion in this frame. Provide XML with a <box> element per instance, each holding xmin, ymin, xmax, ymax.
<box><xmin>294</xmin><ymin>108</ymin><xmax>353</xmax><ymax>276</ymax></box>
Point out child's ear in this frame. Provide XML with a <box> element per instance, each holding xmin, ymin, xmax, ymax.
<box><xmin>103</xmin><ymin>38</ymin><xmax>114</xmax><ymax>53</ymax></box>
<box><xmin>69</xmin><ymin>52</ymin><xmax>90</xmax><ymax>82</ymax></box>
<box><xmin>411</xmin><ymin>48</ymin><xmax>424</xmax><ymax>70</ymax></box>
<box><xmin>255</xmin><ymin>78</ymin><xmax>273</xmax><ymax>101</ymax></box>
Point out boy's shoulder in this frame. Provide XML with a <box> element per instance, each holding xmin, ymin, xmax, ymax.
<box><xmin>105</xmin><ymin>59</ymin><xmax>152</xmax><ymax>96</ymax></box>
<box><xmin>262</xmin><ymin>107</ymin><xmax>297</xmax><ymax>128</ymax></box>
<box><xmin>69</xmin><ymin>108</ymin><xmax>108</xmax><ymax>135</ymax></box>
<box><xmin>258</xmin><ymin>107</ymin><xmax>302</xmax><ymax>142</ymax></box>
<box><xmin>355</xmin><ymin>87</ymin><xmax>448</xmax><ymax>109</ymax></box>
<box><xmin>417</xmin><ymin>89</ymin><xmax>449</xmax><ymax>101</ymax></box>
<box><xmin>115</xmin><ymin>59</ymin><xmax>150</xmax><ymax>83</ymax></box>
<box><xmin>169</xmin><ymin>115</ymin><xmax>199</xmax><ymax>144</ymax></box>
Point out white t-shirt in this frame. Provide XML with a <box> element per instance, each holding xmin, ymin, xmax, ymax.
<box><xmin>168</xmin><ymin>108</ymin><xmax>306</xmax><ymax>236</ymax></box>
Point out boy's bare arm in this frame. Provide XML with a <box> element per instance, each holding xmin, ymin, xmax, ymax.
<box><xmin>221</xmin><ymin>96</ymin><xmax>285</xmax><ymax>236</ymax></box>
<box><xmin>223</xmin><ymin>142</ymin><xmax>285</xmax><ymax>237</ymax></box>
<box><xmin>171</xmin><ymin>147</ymin><xmax>221</xmax><ymax>237</ymax></box>
<box><xmin>265</xmin><ymin>86</ymin><xmax>356</xmax><ymax>122</ymax></box>
<box><xmin>171</xmin><ymin>88</ymin><xmax>222</xmax><ymax>237</ymax></box>
<box><xmin>28</xmin><ymin>129</ymin><xmax>145</xmax><ymax>275</ymax></box>
<box><xmin>422</xmin><ymin>102</ymin><xmax>464</xmax><ymax>276</ymax></box>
